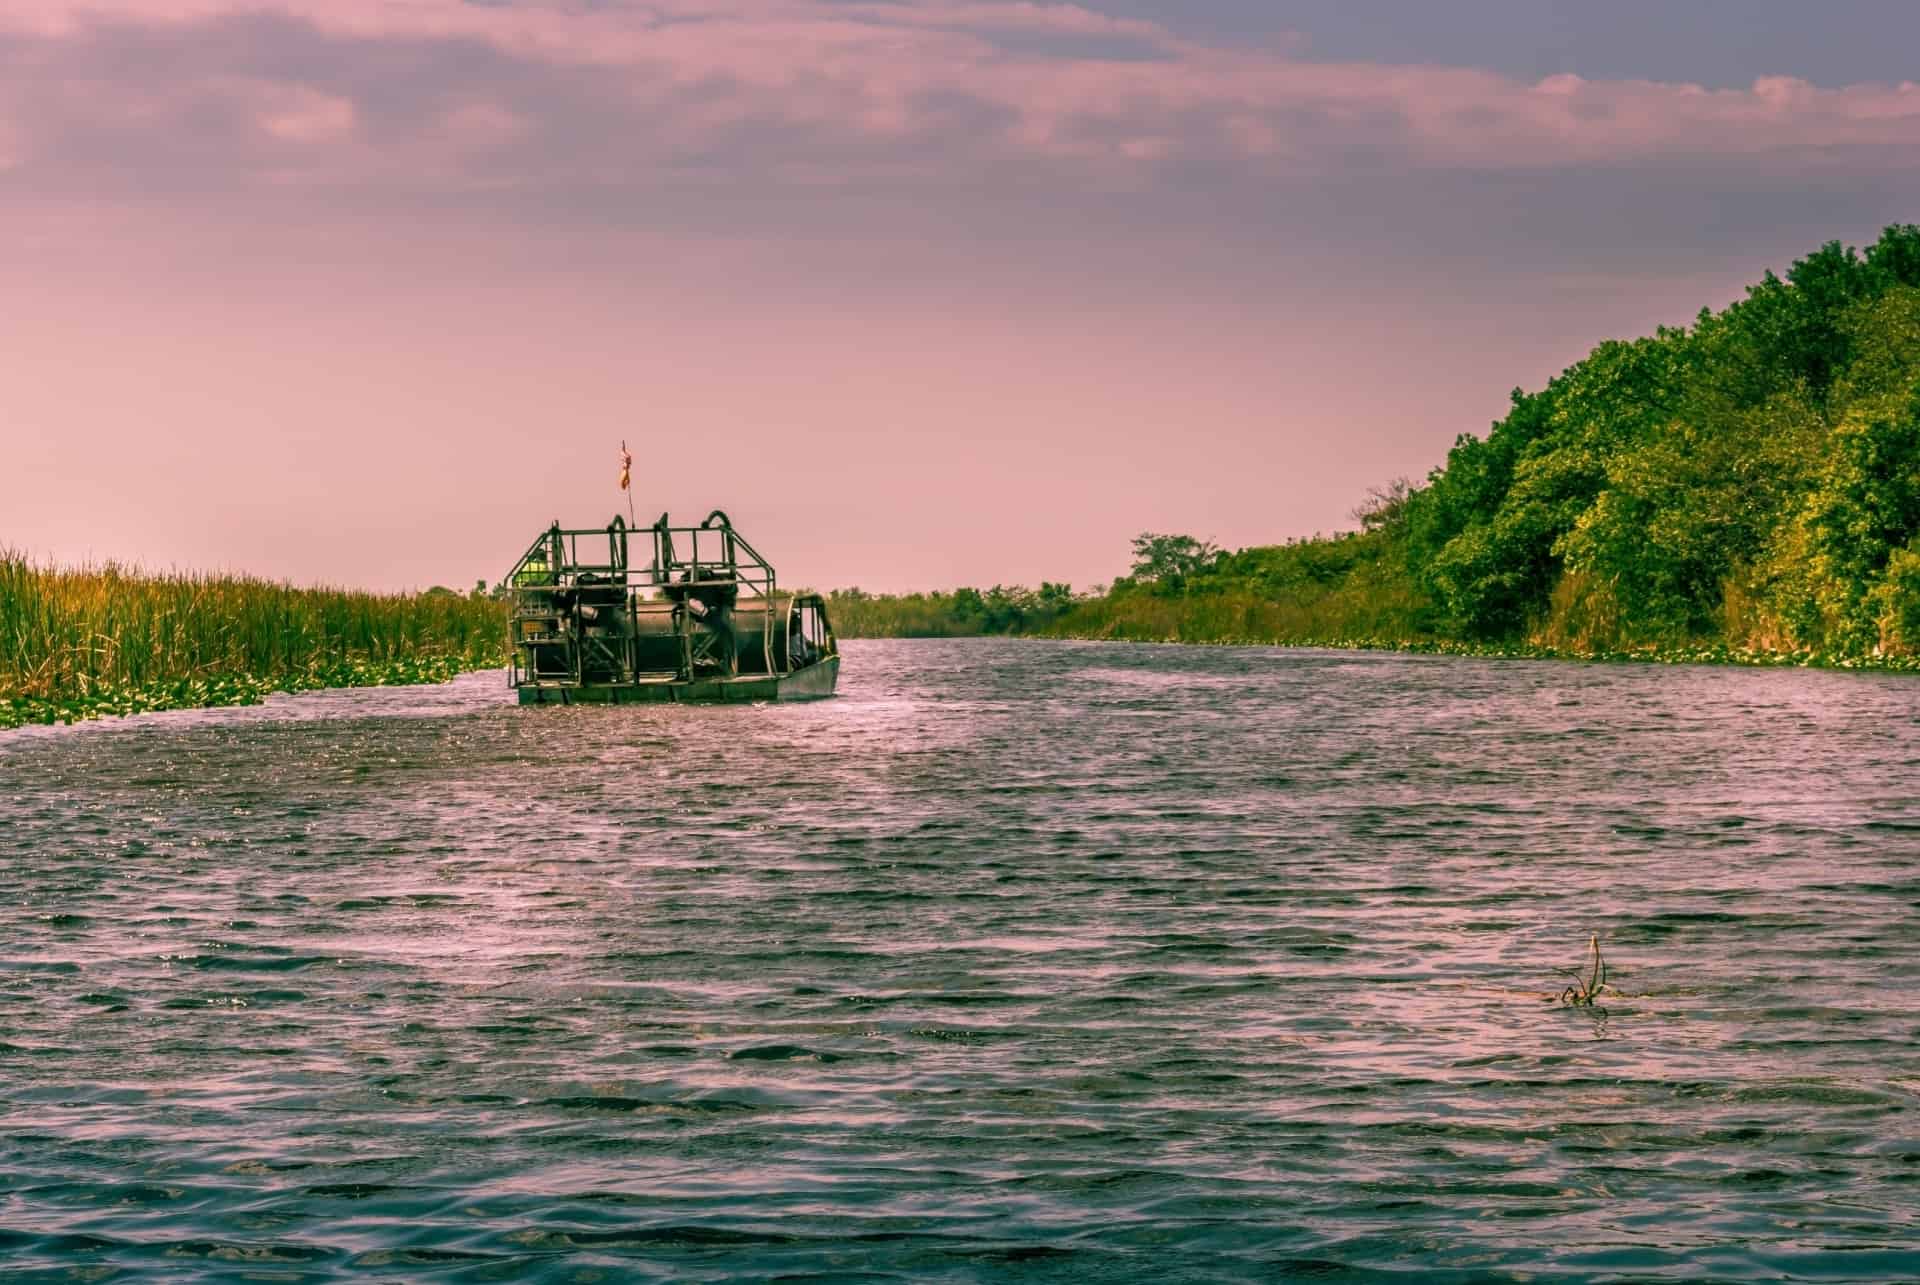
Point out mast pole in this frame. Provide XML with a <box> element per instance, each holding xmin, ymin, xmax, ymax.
<box><xmin>620</xmin><ymin>440</ymin><xmax>636</xmax><ymax>527</ymax></box>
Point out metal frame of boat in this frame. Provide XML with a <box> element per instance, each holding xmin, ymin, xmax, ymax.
<box><xmin>505</xmin><ymin>510</ymin><xmax>839</xmax><ymax>704</ymax></box>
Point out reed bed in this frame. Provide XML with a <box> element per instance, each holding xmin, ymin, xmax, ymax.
<box><xmin>1</xmin><ymin>553</ymin><xmax>507</xmax><ymax>727</ymax></box>
<box><xmin>827</xmin><ymin>593</ymin><xmax>994</xmax><ymax>638</ymax></box>
<box><xmin>1039</xmin><ymin>585</ymin><xmax>1430</xmax><ymax>647</ymax></box>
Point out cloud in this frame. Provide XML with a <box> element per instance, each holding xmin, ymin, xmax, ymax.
<box><xmin>255</xmin><ymin>83</ymin><xmax>356</xmax><ymax>144</ymax></box>
<box><xmin>2</xmin><ymin>0</ymin><xmax>1918</xmax><ymax>208</ymax></box>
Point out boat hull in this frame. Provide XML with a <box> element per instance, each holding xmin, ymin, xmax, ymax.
<box><xmin>516</xmin><ymin>655</ymin><xmax>839</xmax><ymax>705</ymax></box>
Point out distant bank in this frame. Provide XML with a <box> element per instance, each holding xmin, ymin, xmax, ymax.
<box><xmin>14</xmin><ymin>226</ymin><xmax>1920</xmax><ymax>730</ymax></box>
<box><xmin>833</xmin><ymin>226</ymin><xmax>1920</xmax><ymax>675</ymax></box>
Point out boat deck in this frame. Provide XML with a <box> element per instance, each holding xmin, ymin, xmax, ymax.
<box><xmin>516</xmin><ymin>656</ymin><xmax>839</xmax><ymax>705</ymax></box>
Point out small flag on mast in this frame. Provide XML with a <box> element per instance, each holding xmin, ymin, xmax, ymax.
<box><xmin>619</xmin><ymin>441</ymin><xmax>632</xmax><ymax>492</ymax></box>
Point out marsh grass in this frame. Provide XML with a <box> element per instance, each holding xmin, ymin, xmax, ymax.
<box><xmin>0</xmin><ymin>552</ymin><xmax>506</xmax><ymax>728</ymax></box>
<box><xmin>1535</xmin><ymin>571</ymin><xmax>1627</xmax><ymax>654</ymax></box>
<box><xmin>1039</xmin><ymin>583</ymin><xmax>1430</xmax><ymax>646</ymax></box>
<box><xmin>827</xmin><ymin>592</ymin><xmax>989</xmax><ymax>638</ymax></box>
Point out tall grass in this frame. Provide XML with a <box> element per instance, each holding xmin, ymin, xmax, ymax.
<box><xmin>0</xmin><ymin>552</ymin><xmax>506</xmax><ymax>709</ymax></box>
<box><xmin>1038</xmin><ymin>582</ymin><xmax>1432</xmax><ymax>646</ymax></box>
<box><xmin>1533</xmin><ymin>570</ymin><xmax>1627</xmax><ymax>654</ymax></box>
<box><xmin>826</xmin><ymin>592</ymin><xmax>989</xmax><ymax>638</ymax></box>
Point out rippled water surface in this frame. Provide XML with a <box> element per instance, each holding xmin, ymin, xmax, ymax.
<box><xmin>4</xmin><ymin>639</ymin><xmax>1920</xmax><ymax>1281</ymax></box>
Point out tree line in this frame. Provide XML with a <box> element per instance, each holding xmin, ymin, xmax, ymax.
<box><xmin>1015</xmin><ymin>226</ymin><xmax>1920</xmax><ymax>660</ymax></box>
<box><xmin>827</xmin><ymin>583</ymin><xmax>1078</xmax><ymax>638</ymax></box>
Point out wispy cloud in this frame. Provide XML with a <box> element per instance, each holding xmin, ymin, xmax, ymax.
<box><xmin>4</xmin><ymin>0</ymin><xmax>1919</xmax><ymax>206</ymax></box>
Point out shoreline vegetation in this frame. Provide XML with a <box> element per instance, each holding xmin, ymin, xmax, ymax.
<box><xmin>831</xmin><ymin>227</ymin><xmax>1920</xmax><ymax>677</ymax></box>
<box><xmin>0</xmin><ymin>557</ymin><xmax>504</xmax><ymax>730</ymax></box>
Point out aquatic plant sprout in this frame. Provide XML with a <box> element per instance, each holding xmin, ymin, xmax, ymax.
<box><xmin>1554</xmin><ymin>934</ymin><xmax>1617</xmax><ymax>1008</ymax></box>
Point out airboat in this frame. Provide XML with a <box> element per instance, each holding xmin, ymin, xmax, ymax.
<box><xmin>505</xmin><ymin>510</ymin><xmax>838</xmax><ymax>704</ymax></box>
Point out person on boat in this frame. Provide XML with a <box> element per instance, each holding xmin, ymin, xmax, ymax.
<box><xmin>789</xmin><ymin>629</ymin><xmax>816</xmax><ymax>669</ymax></box>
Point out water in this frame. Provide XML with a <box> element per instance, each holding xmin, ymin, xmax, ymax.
<box><xmin>3</xmin><ymin>639</ymin><xmax>1918</xmax><ymax>1282</ymax></box>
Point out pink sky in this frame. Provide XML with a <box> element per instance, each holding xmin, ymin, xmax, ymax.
<box><xmin>5</xmin><ymin>1</ymin><xmax>1920</xmax><ymax>592</ymax></box>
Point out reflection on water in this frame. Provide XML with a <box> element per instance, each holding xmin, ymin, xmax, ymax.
<box><xmin>3</xmin><ymin>640</ymin><xmax>1919</xmax><ymax>1281</ymax></box>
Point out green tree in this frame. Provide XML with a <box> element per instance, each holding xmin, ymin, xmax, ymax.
<box><xmin>1128</xmin><ymin>533</ymin><xmax>1219</xmax><ymax>589</ymax></box>
<box><xmin>1800</xmin><ymin>393</ymin><xmax>1920</xmax><ymax>647</ymax></box>
<box><xmin>1872</xmin><ymin>542</ymin><xmax>1920</xmax><ymax>653</ymax></box>
<box><xmin>1352</xmin><ymin>478</ymin><xmax>1416</xmax><ymax>534</ymax></box>
<box><xmin>1557</xmin><ymin>387</ymin><xmax>1823</xmax><ymax>634</ymax></box>
<box><xmin>1417</xmin><ymin>334</ymin><xmax>1690</xmax><ymax>635</ymax></box>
